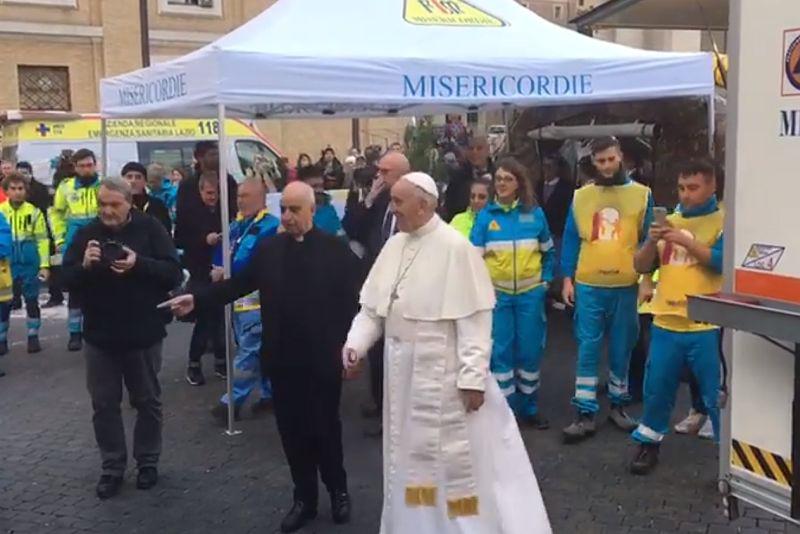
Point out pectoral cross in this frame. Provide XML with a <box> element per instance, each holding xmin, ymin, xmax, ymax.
<box><xmin>388</xmin><ymin>243</ymin><xmax>421</xmax><ymax>311</ymax></box>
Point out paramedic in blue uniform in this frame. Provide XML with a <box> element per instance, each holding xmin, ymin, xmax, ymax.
<box><xmin>209</xmin><ymin>178</ymin><xmax>280</xmax><ymax>423</ymax></box>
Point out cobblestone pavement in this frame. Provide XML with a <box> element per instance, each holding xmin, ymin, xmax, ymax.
<box><xmin>1</xmin><ymin>307</ymin><xmax>798</xmax><ymax>534</ymax></box>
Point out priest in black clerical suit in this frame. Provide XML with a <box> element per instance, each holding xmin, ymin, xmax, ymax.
<box><xmin>165</xmin><ymin>182</ymin><xmax>361</xmax><ymax>534</ymax></box>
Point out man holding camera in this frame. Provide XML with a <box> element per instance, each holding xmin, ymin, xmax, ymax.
<box><xmin>62</xmin><ymin>178</ymin><xmax>181</xmax><ymax>500</ymax></box>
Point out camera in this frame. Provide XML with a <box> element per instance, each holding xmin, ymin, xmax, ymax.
<box><xmin>100</xmin><ymin>240</ymin><xmax>127</xmax><ymax>265</ymax></box>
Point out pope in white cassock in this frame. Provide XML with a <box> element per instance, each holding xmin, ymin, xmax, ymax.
<box><xmin>343</xmin><ymin>172</ymin><xmax>552</xmax><ymax>534</ymax></box>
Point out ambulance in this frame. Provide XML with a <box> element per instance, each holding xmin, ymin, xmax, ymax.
<box><xmin>687</xmin><ymin>0</ymin><xmax>800</xmax><ymax>525</ymax></box>
<box><xmin>0</xmin><ymin>111</ymin><xmax>282</xmax><ymax>185</ymax></box>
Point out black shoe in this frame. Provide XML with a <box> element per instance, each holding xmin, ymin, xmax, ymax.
<box><xmin>280</xmin><ymin>501</ymin><xmax>317</xmax><ymax>533</ymax></box>
<box><xmin>0</xmin><ymin>368</ymin><xmax>5</xmax><ymax>377</ymax></box>
<box><xmin>42</xmin><ymin>299</ymin><xmax>63</xmax><ymax>309</ymax></box>
<box><xmin>331</xmin><ymin>491</ymin><xmax>351</xmax><ymax>524</ymax></box>
<box><xmin>27</xmin><ymin>336</ymin><xmax>41</xmax><ymax>354</ymax></box>
<box><xmin>251</xmin><ymin>398</ymin><xmax>274</xmax><ymax>415</ymax></box>
<box><xmin>186</xmin><ymin>366</ymin><xmax>205</xmax><ymax>386</ymax></box>
<box><xmin>10</xmin><ymin>299</ymin><xmax>21</xmax><ymax>311</ymax></box>
<box><xmin>0</xmin><ymin>340</ymin><xmax>7</xmax><ymax>356</ymax></box>
<box><xmin>95</xmin><ymin>474</ymin><xmax>123</xmax><ymax>500</ymax></box>
<box><xmin>136</xmin><ymin>467</ymin><xmax>158</xmax><ymax>490</ymax></box>
<box><xmin>210</xmin><ymin>403</ymin><xmax>240</xmax><ymax>425</ymax></box>
<box><xmin>214</xmin><ymin>364</ymin><xmax>227</xmax><ymax>379</ymax></box>
<box><xmin>518</xmin><ymin>413</ymin><xmax>550</xmax><ymax>430</ymax></box>
<box><xmin>630</xmin><ymin>443</ymin><xmax>660</xmax><ymax>475</ymax></box>
<box><xmin>67</xmin><ymin>333</ymin><xmax>82</xmax><ymax>352</ymax></box>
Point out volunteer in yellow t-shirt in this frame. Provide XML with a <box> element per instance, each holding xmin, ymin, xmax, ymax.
<box><xmin>629</xmin><ymin>159</ymin><xmax>723</xmax><ymax>475</ymax></box>
<box><xmin>560</xmin><ymin>137</ymin><xmax>654</xmax><ymax>443</ymax></box>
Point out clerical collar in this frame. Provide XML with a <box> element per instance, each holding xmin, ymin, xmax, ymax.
<box><xmin>409</xmin><ymin>214</ymin><xmax>440</xmax><ymax>238</ymax></box>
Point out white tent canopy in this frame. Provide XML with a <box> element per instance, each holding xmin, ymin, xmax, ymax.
<box><xmin>99</xmin><ymin>0</ymin><xmax>714</xmax><ymax>119</ymax></box>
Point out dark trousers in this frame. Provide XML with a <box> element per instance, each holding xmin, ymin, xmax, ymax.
<box><xmin>85</xmin><ymin>341</ymin><xmax>163</xmax><ymax>476</ymax></box>
<box><xmin>368</xmin><ymin>338</ymin><xmax>384</xmax><ymax>411</ymax></box>
<box><xmin>628</xmin><ymin>314</ymin><xmax>652</xmax><ymax>402</ymax></box>
<box><xmin>48</xmin><ymin>266</ymin><xmax>64</xmax><ymax>303</ymax></box>
<box><xmin>272</xmin><ymin>368</ymin><xmax>347</xmax><ymax>506</ymax></box>
<box><xmin>188</xmin><ymin>305</ymin><xmax>225</xmax><ymax>368</ymax></box>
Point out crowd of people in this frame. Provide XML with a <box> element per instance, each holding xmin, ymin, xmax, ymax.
<box><xmin>0</xmin><ymin>133</ymin><xmax>724</xmax><ymax>533</ymax></box>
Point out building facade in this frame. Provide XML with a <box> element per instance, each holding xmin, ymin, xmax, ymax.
<box><xmin>0</xmin><ymin>0</ymin><xmax>408</xmax><ymax>160</ymax></box>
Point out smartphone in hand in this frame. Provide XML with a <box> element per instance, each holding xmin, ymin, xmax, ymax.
<box><xmin>653</xmin><ymin>206</ymin><xmax>668</xmax><ymax>226</ymax></box>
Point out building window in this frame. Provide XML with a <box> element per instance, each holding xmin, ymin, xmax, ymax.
<box><xmin>17</xmin><ymin>66</ymin><xmax>71</xmax><ymax>111</ymax></box>
<box><xmin>553</xmin><ymin>4</ymin><xmax>563</xmax><ymax>19</ymax></box>
<box><xmin>159</xmin><ymin>0</ymin><xmax>222</xmax><ymax>16</ymax></box>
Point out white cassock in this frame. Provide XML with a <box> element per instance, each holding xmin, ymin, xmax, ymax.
<box><xmin>345</xmin><ymin>215</ymin><xmax>552</xmax><ymax>534</ymax></box>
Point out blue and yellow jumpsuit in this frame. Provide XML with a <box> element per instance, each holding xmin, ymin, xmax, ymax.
<box><xmin>50</xmin><ymin>175</ymin><xmax>101</xmax><ymax>336</ymax></box>
<box><xmin>215</xmin><ymin>208</ymin><xmax>280</xmax><ymax>408</ymax></box>
<box><xmin>0</xmin><ymin>213</ymin><xmax>14</xmax><ymax>348</ymax></box>
<box><xmin>561</xmin><ymin>180</ymin><xmax>654</xmax><ymax>414</ymax></box>
<box><xmin>0</xmin><ymin>201</ymin><xmax>49</xmax><ymax>341</ymax></box>
<box><xmin>632</xmin><ymin>197</ymin><xmax>724</xmax><ymax>445</ymax></box>
<box><xmin>471</xmin><ymin>201</ymin><xmax>555</xmax><ymax>416</ymax></box>
<box><xmin>313</xmin><ymin>194</ymin><xmax>346</xmax><ymax>239</ymax></box>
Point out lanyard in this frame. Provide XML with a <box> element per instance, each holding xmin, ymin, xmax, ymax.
<box><xmin>231</xmin><ymin>216</ymin><xmax>261</xmax><ymax>259</ymax></box>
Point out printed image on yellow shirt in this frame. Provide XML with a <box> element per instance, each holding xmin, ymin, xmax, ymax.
<box><xmin>591</xmin><ymin>207</ymin><xmax>621</xmax><ymax>242</ymax></box>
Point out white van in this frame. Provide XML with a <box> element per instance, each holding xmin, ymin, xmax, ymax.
<box><xmin>0</xmin><ymin>111</ymin><xmax>282</xmax><ymax>185</ymax></box>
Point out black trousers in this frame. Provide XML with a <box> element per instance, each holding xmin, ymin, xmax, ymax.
<box><xmin>48</xmin><ymin>266</ymin><xmax>64</xmax><ymax>303</ymax></box>
<box><xmin>628</xmin><ymin>314</ymin><xmax>652</xmax><ymax>402</ymax></box>
<box><xmin>85</xmin><ymin>341</ymin><xmax>163</xmax><ymax>476</ymax></box>
<box><xmin>271</xmin><ymin>368</ymin><xmax>347</xmax><ymax>506</ymax></box>
<box><xmin>188</xmin><ymin>305</ymin><xmax>225</xmax><ymax>368</ymax></box>
<box><xmin>368</xmin><ymin>338</ymin><xmax>384</xmax><ymax>411</ymax></box>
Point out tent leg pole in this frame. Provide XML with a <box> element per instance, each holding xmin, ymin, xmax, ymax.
<box><xmin>217</xmin><ymin>103</ymin><xmax>240</xmax><ymax>438</ymax></box>
<box><xmin>100</xmin><ymin>118</ymin><xmax>108</xmax><ymax>177</ymax></box>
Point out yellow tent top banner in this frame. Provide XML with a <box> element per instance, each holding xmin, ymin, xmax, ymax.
<box><xmin>404</xmin><ymin>0</ymin><xmax>505</xmax><ymax>27</ymax></box>
<box><xmin>9</xmin><ymin>118</ymin><xmax>257</xmax><ymax>143</ymax></box>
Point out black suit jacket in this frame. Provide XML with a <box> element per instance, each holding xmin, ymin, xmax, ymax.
<box><xmin>442</xmin><ymin>159</ymin><xmax>495</xmax><ymax>223</ymax></box>
<box><xmin>342</xmin><ymin>188</ymin><xmax>391</xmax><ymax>269</ymax></box>
<box><xmin>195</xmin><ymin>228</ymin><xmax>361</xmax><ymax>380</ymax></box>
<box><xmin>535</xmin><ymin>177</ymin><xmax>574</xmax><ymax>238</ymax></box>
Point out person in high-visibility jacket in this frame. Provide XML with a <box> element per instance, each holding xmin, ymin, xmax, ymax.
<box><xmin>450</xmin><ymin>178</ymin><xmax>491</xmax><ymax>239</ymax></box>
<box><xmin>209</xmin><ymin>178</ymin><xmax>280</xmax><ymax>423</ymax></box>
<box><xmin>0</xmin><ymin>174</ymin><xmax>50</xmax><ymax>354</ymax></box>
<box><xmin>0</xmin><ymin>210</ymin><xmax>13</xmax><ymax>376</ymax></box>
<box><xmin>471</xmin><ymin>157</ymin><xmax>555</xmax><ymax>429</ymax></box>
<box><xmin>629</xmin><ymin>159</ymin><xmax>723</xmax><ymax>474</ymax></box>
<box><xmin>50</xmin><ymin>149</ymin><xmax>101</xmax><ymax>352</ymax></box>
<box><xmin>560</xmin><ymin>137</ymin><xmax>654</xmax><ymax>443</ymax></box>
